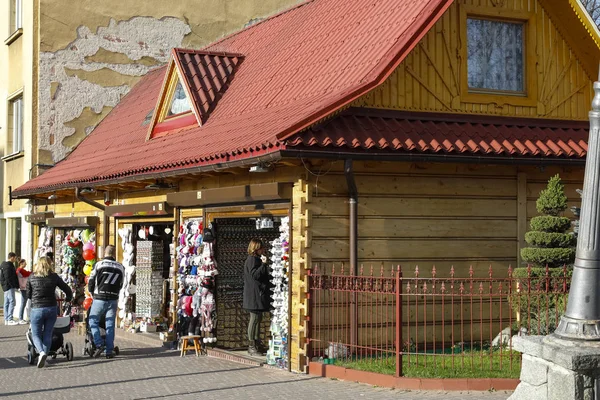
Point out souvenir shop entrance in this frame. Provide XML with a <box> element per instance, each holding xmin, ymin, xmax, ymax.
<box><xmin>168</xmin><ymin>183</ymin><xmax>292</xmax><ymax>369</ymax></box>
<box><xmin>107</xmin><ymin>202</ymin><xmax>175</xmax><ymax>333</ymax></box>
<box><xmin>46</xmin><ymin>216</ymin><xmax>100</xmax><ymax>319</ymax></box>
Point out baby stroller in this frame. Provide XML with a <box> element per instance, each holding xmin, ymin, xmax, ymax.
<box><xmin>26</xmin><ymin>305</ymin><xmax>74</xmax><ymax>365</ymax></box>
<box><xmin>82</xmin><ymin>308</ymin><xmax>120</xmax><ymax>357</ymax></box>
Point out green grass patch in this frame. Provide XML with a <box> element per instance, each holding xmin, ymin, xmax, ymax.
<box><xmin>333</xmin><ymin>350</ymin><xmax>521</xmax><ymax>379</ymax></box>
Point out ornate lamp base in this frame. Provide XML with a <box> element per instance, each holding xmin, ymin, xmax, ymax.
<box><xmin>554</xmin><ymin>315</ymin><xmax>600</xmax><ymax>341</ymax></box>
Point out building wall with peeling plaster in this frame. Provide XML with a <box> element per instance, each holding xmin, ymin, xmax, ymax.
<box><xmin>37</xmin><ymin>0</ymin><xmax>304</xmax><ymax>164</ymax></box>
<box><xmin>0</xmin><ymin>0</ymin><xmax>303</xmax><ymax>261</ymax></box>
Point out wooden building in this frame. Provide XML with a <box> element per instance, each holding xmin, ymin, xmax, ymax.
<box><xmin>11</xmin><ymin>0</ymin><xmax>598</xmax><ymax>372</ymax></box>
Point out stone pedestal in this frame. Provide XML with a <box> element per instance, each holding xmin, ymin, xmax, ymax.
<box><xmin>510</xmin><ymin>335</ymin><xmax>600</xmax><ymax>400</ymax></box>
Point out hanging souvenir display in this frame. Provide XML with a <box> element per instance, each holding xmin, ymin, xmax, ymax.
<box><xmin>34</xmin><ymin>227</ymin><xmax>53</xmax><ymax>264</ymax></box>
<box><xmin>267</xmin><ymin>216</ymin><xmax>290</xmax><ymax>368</ymax></box>
<box><xmin>175</xmin><ymin>218</ymin><xmax>204</xmax><ymax>338</ymax></box>
<box><xmin>56</xmin><ymin>228</ymin><xmax>96</xmax><ymax>319</ymax></box>
<box><xmin>135</xmin><ymin>240</ymin><xmax>163</xmax><ymax>317</ymax></box>
<box><xmin>117</xmin><ymin>227</ymin><xmax>136</xmax><ymax>320</ymax></box>
<box><xmin>199</xmin><ymin>238</ymin><xmax>218</xmax><ymax>343</ymax></box>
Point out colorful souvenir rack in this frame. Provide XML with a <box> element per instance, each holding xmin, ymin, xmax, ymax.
<box><xmin>135</xmin><ymin>240</ymin><xmax>164</xmax><ymax>317</ymax></box>
<box><xmin>175</xmin><ymin>218</ymin><xmax>218</xmax><ymax>344</ymax></box>
<box><xmin>55</xmin><ymin>228</ymin><xmax>96</xmax><ymax>319</ymax></box>
<box><xmin>267</xmin><ymin>216</ymin><xmax>290</xmax><ymax>368</ymax></box>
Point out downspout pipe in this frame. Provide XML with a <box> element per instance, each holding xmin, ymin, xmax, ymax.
<box><xmin>75</xmin><ymin>188</ymin><xmax>109</xmax><ymax>251</ymax></box>
<box><xmin>344</xmin><ymin>159</ymin><xmax>358</xmax><ymax>347</ymax></box>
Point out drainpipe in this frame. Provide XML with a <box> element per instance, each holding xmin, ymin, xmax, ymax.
<box><xmin>75</xmin><ymin>188</ymin><xmax>109</xmax><ymax>250</ymax></box>
<box><xmin>344</xmin><ymin>159</ymin><xmax>358</xmax><ymax>348</ymax></box>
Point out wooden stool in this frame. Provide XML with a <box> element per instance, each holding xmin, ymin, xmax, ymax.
<box><xmin>180</xmin><ymin>335</ymin><xmax>202</xmax><ymax>357</ymax></box>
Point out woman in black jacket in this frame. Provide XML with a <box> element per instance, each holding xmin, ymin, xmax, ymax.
<box><xmin>243</xmin><ymin>238</ymin><xmax>271</xmax><ymax>356</ymax></box>
<box><xmin>27</xmin><ymin>256</ymin><xmax>72</xmax><ymax>368</ymax></box>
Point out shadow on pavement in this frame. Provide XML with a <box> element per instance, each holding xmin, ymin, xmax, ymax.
<box><xmin>132</xmin><ymin>377</ymin><xmax>322</xmax><ymax>400</ymax></box>
<box><xmin>0</xmin><ymin>366</ymin><xmax>261</xmax><ymax>397</ymax></box>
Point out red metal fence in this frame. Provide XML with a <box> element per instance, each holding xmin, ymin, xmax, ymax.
<box><xmin>307</xmin><ymin>264</ymin><xmax>570</xmax><ymax>378</ymax></box>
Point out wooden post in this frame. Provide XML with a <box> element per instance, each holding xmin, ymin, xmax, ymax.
<box><xmin>517</xmin><ymin>172</ymin><xmax>527</xmax><ymax>266</ymax></box>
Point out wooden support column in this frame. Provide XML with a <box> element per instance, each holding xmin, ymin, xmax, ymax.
<box><xmin>517</xmin><ymin>172</ymin><xmax>528</xmax><ymax>266</ymax></box>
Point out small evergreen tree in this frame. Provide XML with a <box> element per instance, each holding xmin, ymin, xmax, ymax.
<box><xmin>510</xmin><ymin>174</ymin><xmax>574</xmax><ymax>335</ymax></box>
<box><xmin>520</xmin><ymin>174</ymin><xmax>575</xmax><ymax>267</ymax></box>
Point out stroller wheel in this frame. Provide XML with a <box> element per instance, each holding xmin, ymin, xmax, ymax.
<box><xmin>27</xmin><ymin>350</ymin><xmax>35</xmax><ymax>365</ymax></box>
<box><xmin>66</xmin><ymin>342</ymin><xmax>73</xmax><ymax>361</ymax></box>
<box><xmin>51</xmin><ymin>354</ymin><xmax>57</xmax><ymax>359</ymax></box>
<box><xmin>114</xmin><ymin>346</ymin><xmax>120</xmax><ymax>356</ymax></box>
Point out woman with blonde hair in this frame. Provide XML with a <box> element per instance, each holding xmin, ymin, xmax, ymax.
<box><xmin>26</xmin><ymin>256</ymin><xmax>72</xmax><ymax>368</ymax></box>
<box><xmin>243</xmin><ymin>238</ymin><xmax>271</xmax><ymax>356</ymax></box>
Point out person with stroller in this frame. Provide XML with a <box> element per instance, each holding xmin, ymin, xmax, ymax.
<box><xmin>88</xmin><ymin>245</ymin><xmax>124</xmax><ymax>359</ymax></box>
<box><xmin>27</xmin><ymin>256</ymin><xmax>72</xmax><ymax>368</ymax></box>
<box><xmin>1</xmin><ymin>252</ymin><xmax>19</xmax><ymax>325</ymax></box>
<box><xmin>16</xmin><ymin>259</ymin><xmax>31</xmax><ymax>324</ymax></box>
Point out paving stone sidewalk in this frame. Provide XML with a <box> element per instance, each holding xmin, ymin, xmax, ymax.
<box><xmin>0</xmin><ymin>324</ymin><xmax>512</xmax><ymax>399</ymax></box>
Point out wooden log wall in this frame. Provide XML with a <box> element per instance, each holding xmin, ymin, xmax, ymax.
<box><xmin>307</xmin><ymin>160</ymin><xmax>582</xmax><ymax>348</ymax></box>
<box><xmin>355</xmin><ymin>0</ymin><xmax>594</xmax><ymax>120</ymax></box>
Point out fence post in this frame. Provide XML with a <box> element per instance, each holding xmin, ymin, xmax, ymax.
<box><xmin>396</xmin><ymin>266</ymin><xmax>403</xmax><ymax>377</ymax></box>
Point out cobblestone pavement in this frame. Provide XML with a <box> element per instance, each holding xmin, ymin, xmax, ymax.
<box><xmin>0</xmin><ymin>324</ymin><xmax>512</xmax><ymax>400</ymax></box>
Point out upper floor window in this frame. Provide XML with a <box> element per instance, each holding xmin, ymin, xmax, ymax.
<box><xmin>10</xmin><ymin>0</ymin><xmax>22</xmax><ymax>34</ymax></box>
<box><xmin>167</xmin><ymin>80</ymin><xmax>192</xmax><ymax>117</ymax></box>
<box><xmin>9</xmin><ymin>95</ymin><xmax>23</xmax><ymax>154</ymax></box>
<box><xmin>467</xmin><ymin>18</ymin><xmax>525</xmax><ymax>94</ymax></box>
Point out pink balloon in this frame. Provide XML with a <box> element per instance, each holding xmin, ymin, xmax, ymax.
<box><xmin>83</xmin><ymin>242</ymin><xmax>95</xmax><ymax>251</ymax></box>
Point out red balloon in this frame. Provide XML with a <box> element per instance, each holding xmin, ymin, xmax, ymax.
<box><xmin>83</xmin><ymin>249</ymin><xmax>96</xmax><ymax>261</ymax></box>
<box><xmin>84</xmin><ymin>275</ymin><xmax>89</xmax><ymax>285</ymax></box>
<box><xmin>83</xmin><ymin>297</ymin><xmax>93</xmax><ymax>311</ymax></box>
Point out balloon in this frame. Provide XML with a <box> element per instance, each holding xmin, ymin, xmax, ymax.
<box><xmin>83</xmin><ymin>249</ymin><xmax>96</xmax><ymax>261</ymax></box>
<box><xmin>85</xmin><ymin>259</ymin><xmax>95</xmax><ymax>266</ymax></box>
<box><xmin>83</xmin><ymin>297</ymin><xmax>93</xmax><ymax>311</ymax></box>
<box><xmin>83</xmin><ymin>264</ymin><xmax>93</xmax><ymax>276</ymax></box>
<box><xmin>83</xmin><ymin>242</ymin><xmax>95</xmax><ymax>251</ymax></box>
<box><xmin>81</xmin><ymin>229</ymin><xmax>92</xmax><ymax>243</ymax></box>
<box><xmin>84</xmin><ymin>275</ymin><xmax>89</xmax><ymax>285</ymax></box>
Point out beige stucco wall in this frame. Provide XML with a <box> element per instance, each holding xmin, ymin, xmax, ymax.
<box><xmin>1</xmin><ymin>0</ymin><xmax>35</xmax><ymax>214</ymax></box>
<box><xmin>37</xmin><ymin>0</ymin><xmax>304</xmax><ymax>164</ymax></box>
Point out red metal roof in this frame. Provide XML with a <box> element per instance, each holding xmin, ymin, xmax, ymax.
<box><xmin>13</xmin><ymin>0</ymin><xmax>585</xmax><ymax>197</ymax></box>
<box><xmin>288</xmin><ymin>109</ymin><xmax>589</xmax><ymax>159</ymax></box>
<box><xmin>173</xmin><ymin>49</ymin><xmax>243</xmax><ymax>125</ymax></box>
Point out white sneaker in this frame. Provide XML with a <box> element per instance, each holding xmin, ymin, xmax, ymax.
<box><xmin>6</xmin><ymin>320</ymin><xmax>18</xmax><ymax>326</ymax></box>
<box><xmin>37</xmin><ymin>352</ymin><xmax>47</xmax><ymax>368</ymax></box>
<box><xmin>18</xmin><ymin>320</ymin><xmax>27</xmax><ymax>325</ymax></box>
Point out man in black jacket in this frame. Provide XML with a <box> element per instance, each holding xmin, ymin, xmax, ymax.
<box><xmin>88</xmin><ymin>245</ymin><xmax>124</xmax><ymax>358</ymax></box>
<box><xmin>1</xmin><ymin>252</ymin><xmax>19</xmax><ymax>325</ymax></box>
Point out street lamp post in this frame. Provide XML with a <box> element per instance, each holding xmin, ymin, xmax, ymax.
<box><xmin>555</xmin><ymin>70</ymin><xmax>600</xmax><ymax>340</ymax></box>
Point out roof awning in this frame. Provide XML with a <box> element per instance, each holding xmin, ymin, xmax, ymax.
<box><xmin>287</xmin><ymin>108</ymin><xmax>589</xmax><ymax>159</ymax></box>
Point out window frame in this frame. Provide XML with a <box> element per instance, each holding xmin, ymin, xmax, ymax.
<box><xmin>459</xmin><ymin>5</ymin><xmax>537</xmax><ymax>107</ymax></box>
<box><xmin>8</xmin><ymin>0</ymin><xmax>22</xmax><ymax>36</ymax></box>
<box><xmin>4</xmin><ymin>90</ymin><xmax>24</xmax><ymax>160</ymax></box>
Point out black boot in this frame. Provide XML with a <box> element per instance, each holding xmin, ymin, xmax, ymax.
<box><xmin>248</xmin><ymin>341</ymin><xmax>265</xmax><ymax>356</ymax></box>
<box><xmin>255</xmin><ymin>339</ymin><xmax>268</xmax><ymax>353</ymax></box>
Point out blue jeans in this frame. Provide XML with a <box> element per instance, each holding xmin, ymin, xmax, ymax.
<box><xmin>30</xmin><ymin>306</ymin><xmax>57</xmax><ymax>354</ymax></box>
<box><xmin>3</xmin><ymin>288</ymin><xmax>15</xmax><ymax>321</ymax></box>
<box><xmin>19</xmin><ymin>290</ymin><xmax>27</xmax><ymax>320</ymax></box>
<box><xmin>89</xmin><ymin>299</ymin><xmax>118</xmax><ymax>355</ymax></box>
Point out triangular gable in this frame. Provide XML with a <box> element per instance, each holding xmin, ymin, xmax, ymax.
<box><xmin>148</xmin><ymin>49</ymin><xmax>243</xmax><ymax>139</ymax></box>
